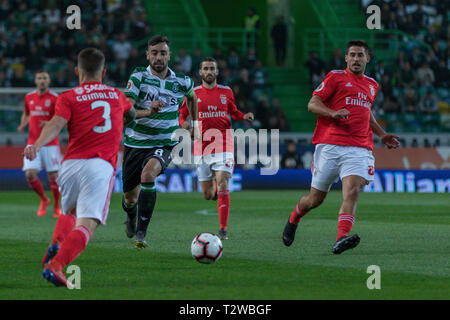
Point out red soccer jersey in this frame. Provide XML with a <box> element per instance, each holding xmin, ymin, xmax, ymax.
<box><xmin>179</xmin><ymin>84</ymin><xmax>245</xmax><ymax>156</ymax></box>
<box><xmin>311</xmin><ymin>68</ymin><xmax>379</xmax><ymax>150</ymax></box>
<box><xmin>55</xmin><ymin>82</ymin><xmax>132</xmax><ymax>169</ymax></box>
<box><xmin>24</xmin><ymin>90</ymin><xmax>59</xmax><ymax>146</ymax></box>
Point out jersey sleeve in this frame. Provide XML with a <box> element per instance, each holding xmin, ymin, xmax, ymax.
<box><xmin>24</xmin><ymin>97</ymin><xmax>29</xmax><ymax>115</ymax></box>
<box><xmin>119</xmin><ymin>90</ymin><xmax>133</xmax><ymax>114</ymax></box>
<box><xmin>312</xmin><ymin>72</ymin><xmax>338</xmax><ymax>102</ymax></box>
<box><xmin>227</xmin><ymin>90</ymin><xmax>245</xmax><ymax>120</ymax></box>
<box><xmin>179</xmin><ymin>98</ymin><xmax>189</xmax><ymax>126</ymax></box>
<box><xmin>184</xmin><ymin>77</ymin><xmax>194</xmax><ymax>97</ymax></box>
<box><xmin>124</xmin><ymin>68</ymin><xmax>142</xmax><ymax>101</ymax></box>
<box><xmin>54</xmin><ymin>94</ymin><xmax>72</xmax><ymax>121</ymax></box>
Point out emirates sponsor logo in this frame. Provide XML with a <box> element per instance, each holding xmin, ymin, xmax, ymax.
<box><xmin>199</xmin><ymin>110</ymin><xmax>227</xmax><ymax>119</ymax></box>
<box><xmin>345</xmin><ymin>92</ymin><xmax>372</xmax><ymax>108</ymax></box>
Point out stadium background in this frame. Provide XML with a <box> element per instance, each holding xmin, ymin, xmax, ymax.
<box><xmin>0</xmin><ymin>0</ymin><xmax>448</xmax><ymax>193</ymax></box>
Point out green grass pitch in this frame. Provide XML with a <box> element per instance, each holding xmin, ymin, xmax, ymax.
<box><xmin>0</xmin><ymin>190</ymin><xmax>448</xmax><ymax>300</ymax></box>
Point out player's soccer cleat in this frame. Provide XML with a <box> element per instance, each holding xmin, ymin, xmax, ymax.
<box><xmin>41</xmin><ymin>243</ymin><xmax>60</xmax><ymax>268</ymax></box>
<box><xmin>134</xmin><ymin>231</ymin><xmax>148</xmax><ymax>249</ymax></box>
<box><xmin>332</xmin><ymin>234</ymin><xmax>360</xmax><ymax>254</ymax></box>
<box><xmin>282</xmin><ymin>220</ymin><xmax>298</xmax><ymax>247</ymax></box>
<box><xmin>218</xmin><ymin>228</ymin><xmax>228</xmax><ymax>240</ymax></box>
<box><xmin>42</xmin><ymin>261</ymin><xmax>74</xmax><ymax>289</ymax></box>
<box><xmin>53</xmin><ymin>207</ymin><xmax>62</xmax><ymax>218</ymax></box>
<box><xmin>124</xmin><ymin>215</ymin><xmax>137</xmax><ymax>238</ymax></box>
<box><xmin>37</xmin><ymin>197</ymin><xmax>51</xmax><ymax>217</ymax></box>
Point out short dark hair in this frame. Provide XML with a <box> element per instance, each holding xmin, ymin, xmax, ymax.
<box><xmin>77</xmin><ymin>48</ymin><xmax>105</xmax><ymax>76</ymax></box>
<box><xmin>34</xmin><ymin>69</ymin><xmax>49</xmax><ymax>76</ymax></box>
<box><xmin>200</xmin><ymin>57</ymin><xmax>217</xmax><ymax>69</ymax></box>
<box><xmin>148</xmin><ymin>34</ymin><xmax>170</xmax><ymax>48</ymax></box>
<box><xmin>346</xmin><ymin>40</ymin><xmax>369</xmax><ymax>54</ymax></box>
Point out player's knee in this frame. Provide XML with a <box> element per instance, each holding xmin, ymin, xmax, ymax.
<box><xmin>25</xmin><ymin>171</ymin><xmax>37</xmax><ymax>181</ymax></box>
<box><xmin>202</xmin><ymin>190</ymin><xmax>214</xmax><ymax>200</ymax></box>
<box><xmin>48</xmin><ymin>172</ymin><xmax>58</xmax><ymax>181</ymax></box>
<box><xmin>123</xmin><ymin>194</ymin><xmax>138</xmax><ymax>206</ymax></box>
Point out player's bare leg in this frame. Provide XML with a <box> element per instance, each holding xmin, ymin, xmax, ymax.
<box><xmin>215</xmin><ymin>171</ymin><xmax>231</xmax><ymax>239</ymax></box>
<box><xmin>283</xmin><ymin>187</ymin><xmax>328</xmax><ymax>246</ymax></box>
<box><xmin>25</xmin><ymin>169</ymin><xmax>50</xmax><ymax>217</ymax></box>
<box><xmin>200</xmin><ymin>179</ymin><xmax>215</xmax><ymax>200</ymax></box>
<box><xmin>47</xmin><ymin>171</ymin><xmax>61</xmax><ymax>217</ymax></box>
<box><xmin>332</xmin><ymin>175</ymin><xmax>367</xmax><ymax>254</ymax></box>
<box><xmin>43</xmin><ymin>217</ymin><xmax>99</xmax><ymax>288</ymax></box>
<box><xmin>123</xmin><ymin>185</ymin><xmax>140</xmax><ymax>238</ymax></box>
<box><xmin>134</xmin><ymin>158</ymin><xmax>161</xmax><ymax>248</ymax></box>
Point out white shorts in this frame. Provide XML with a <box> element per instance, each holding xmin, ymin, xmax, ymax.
<box><xmin>23</xmin><ymin>145</ymin><xmax>61</xmax><ymax>172</ymax></box>
<box><xmin>57</xmin><ymin>158</ymin><xmax>115</xmax><ymax>225</ymax></box>
<box><xmin>195</xmin><ymin>152</ymin><xmax>234</xmax><ymax>182</ymax></box>
<box><xmin>311</xmin><ymin>144</ymin><xmax>375</xmax><ymax>192</ymax></box>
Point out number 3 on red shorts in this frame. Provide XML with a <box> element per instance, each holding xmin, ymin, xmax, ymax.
<box><xmin>368</xmin><ymin>165</ymin><xmax>374</xmax><ymax>175</ymax></box>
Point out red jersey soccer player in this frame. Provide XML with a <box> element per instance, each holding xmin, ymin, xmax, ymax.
<box><xmin>18</xmin><ymin>70</ymin><xmax>62</xmax><ymax>217</ymax></box>
<box><xmin>24</xmin><ymin>48</ymin><xmax>136</xmax><ymax>288</ymax></box>
<box><xmin>282</xmin><ymin>40</ymin><xmax>400</xmax><ymax>254</ymax></box>
<box><xmin>180</xmin><ymin>57</ymin><xmax>254</xmax><ymax>240</ymax></box>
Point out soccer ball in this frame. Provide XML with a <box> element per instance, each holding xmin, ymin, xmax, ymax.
<box><xmin>191</xmin><ymin>232</ymin><xmax>223</xmax><ymax>264</ymax></box>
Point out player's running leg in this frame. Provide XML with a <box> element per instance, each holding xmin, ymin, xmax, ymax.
<box><xmin>215</xmin><ymin>171</ymin><xmax>231</xmax><ymax>240</ymax></box>
<box><xmin>123</xmin><ymin>186</ymin><xmax>139</xmax><ymax>238</ymax></box>
<box><xmin>48</xmin><ymin>171</ymin><xmax>62</xmax><ymax>217</ymax></box>
<box><xmin>282</xmin><ymin>187</ymin><xmax>327</xmax><ymax>246</ymax></box>
<box><xmin>134</xmin><ymin>158</ymin><xmax>161</xmax><ymax>249</ymax></box>
<box><xmin>332</xmin><ymin>175</ymin><xmax>366</xmax><ymax>254</ymax></box>
<box><xmin>41</xmin><ymin>209</ymin><xmax>76</xmax><ymax>267</ymax></box>
<box><xmin>43</xmin><ymin>217</ymin><xmax>98</xmax><ymax>288</ymax></box>
<box><xmin>25</xmin><ymin>169</ymin><xmax>50</xmax><ymax>217</ymax></box>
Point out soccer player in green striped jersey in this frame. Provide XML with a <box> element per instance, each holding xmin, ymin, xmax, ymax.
<box><xmin>122</xmin><ymin>35</ymin><xmax>198</xmax><ymax>248</ymax></box>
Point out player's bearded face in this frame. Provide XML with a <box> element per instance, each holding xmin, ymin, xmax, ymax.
<box><xmin>199</xmin><ymin>62</ymin><xmax>218</xmax><ymax>84</ymax></box>
<box><xmin>147</xmin><ymin>43</ymin><xmax>170</xmax><ymax>73</ymax></box>
<box><xmin>345</xmin><ymin>46</ymin><xmax>369</xmax><ymax>75</ymax></box>
<box><xmin>35</xmin><ymin>73</ymin><xmax>50</xmax><ymax>90</ymax></box>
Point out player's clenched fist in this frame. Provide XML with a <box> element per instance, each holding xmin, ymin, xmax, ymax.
<box><xmin>149</xmin><ymin>100</ymin><xmax>164</xmax><ymax>115</ymax></box>
<box><xmin>331</xmin><ymin>109</ymin><xmax>350</xmax><ymax>119</ymax></box>
<box><xmin>24</xmin><ymin>145</ymin><xmax>39</xmax><ymax>161</ymax></box>
<box><xmin>243</xmin><ymin>112</ymin><xmax>254</xmax><ymax>121</ymax></box>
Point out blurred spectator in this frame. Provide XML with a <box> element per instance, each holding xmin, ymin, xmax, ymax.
<box><xmin>328</xmin><ymin>48</ymin><xmax>345</xmax><ymax>70</ymax></box>
<box><xmin>233</xmin><ymin>68</ymin><xmax>252</xmax><ymax>101</ymax></box>
<box><xmin>399</xmin><ymin>62</ymin><xmax>416</xmax><ymax>88</ymax></box>
<box><xmin>380</xmin><ymin>74</ymin><xmax>394</xmax><ymax>98</ymax></box>
<box><xmin>435</xmin><ymin>60</ymin><xmax>449</xmax><ymax>89</ymax></box>
<box><xmin>250</xmin><ymin>59</ymin><xmax>268</xmax><ymax>88</ymax></box>
<box><xmin>191</xmin><ymin>48</ymin><xmax>203</xmax><ymax>75</ymax></box>
<box><xmin>53</xmin><ymin>69</ymin><xmax>68</xmax><ymax>87</ymax></box>
<box><xmin>416</xmin><ymin>62</ymin><xmax>435</xmax><ymax>88</ymax></box>
<box><xmin>10</xmin><ymin>68</ymin><xmax>30</xmax><ymax>87</ymax></box>
<box><xmin>403</xmin><ymin>88</ymin><xmax>418</xmax><ymax>113</ymax></box>
<box><xmin>244</xmin><ymin>7</ymin><xmax>260</xmax><ymax>49</ymax></box>
<box><xmin>270</xmin><ymin>16</ymin><xmax>287</xmax><ymax>66</ymax></box>
<box><xmin>113</xmin><ymin>33</ymin><xmax>132</xmax><ymax>61</ymax></box>
<box><xmin>280</xmin><ymin>141</ymin><xmax>303</xmax><ymax>169</ymax></box>
<box><xmin>305</xmin><ymin>51</ymin><xmax>326</xmax><ymax>89</ymax></box>
<box><xmin>410</xmin><ymin>47</ymin><xmax>424</xmax><ymax>69</ymax></box>
<box><xmin>227</xmin><ymin>47</ymin><xmax>240</xmax><ymax>70</ymax></box>
<box><xmin>242</xmin><ymin>47</ymin><xmax>257</xmax><ymax>70</ymax></box>
<box><xmin>382</xmin><ymin>95</ymin><xmax>400</xmax><ymax>113</ymax></box>
<box><xmin>419</xmin><ymin>89</ymin><xmax>439</xmax><ymax>114</ymax></box>
<box><xmin>213</xmin><ymin>47</ymin><xmax>226</xmax><ymax>66</ymax></box>
<box><xmin>175</xmin><ymin>48</ymin><xmax>192</xmax><ymax>75</ymax></box>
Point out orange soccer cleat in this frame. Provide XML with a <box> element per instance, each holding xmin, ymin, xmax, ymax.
<box><xmin>53</xmin><ymin>207</ymin><xmax>62</xmax><ymax>218</ymax></box>
<box><xmin>42</xmin><ymin>261</ymin><xmax>74</xmax><ymax>288</ymax></box>
<box><xmin>37</xmin><ymin>197</ymin><xmax>51</xmax><ymax>217</ymax></box>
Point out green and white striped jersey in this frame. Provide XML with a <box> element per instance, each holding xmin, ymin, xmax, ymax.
<box><xmin>123</xmin><ymin>66</ymin><xmax>194</xmax><ymax>148</ymax></box>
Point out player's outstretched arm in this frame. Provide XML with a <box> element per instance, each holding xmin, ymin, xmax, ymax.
<box><xmin>369</xmin><ymin>111</ymin><xmax>400</xmax><ymax>149</ymax></box>
<box><xmin>308</xmin><ymin>95</ymin><xmax>349</xmax><ymax>119</ymax></box>
<box><xmin>24</xmin><ymin>116</ymin><xmax>67</xmax><ymax>160</ymax></box>
<box><xmin>17</xmin><ymin>112</ymin><xmax>30</xmax><ymax>133</ymax></box>
<box><xmin>185</xmin><ymin>91</ymin><xmax>200</xmax><ymax>140</ymax></box>
<box><xmin>124</xmin><ymin>106</ymin><xmax>137</xmax><ymax>126</ymax></box>
<box><xmin>125</xmin><ymin>96</ymin><xmax>162</xmax><ymax>119</ymax></box>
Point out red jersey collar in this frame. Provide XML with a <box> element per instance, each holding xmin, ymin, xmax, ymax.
<box><xmin>345</xmin><ymin>68</ymin><xmax>365</xmax><ymax>79</ymax></box>
<box><xmin>201</xmin><ymin>84</ymin><xmax>218</xmax><ymax>90</ymax></box>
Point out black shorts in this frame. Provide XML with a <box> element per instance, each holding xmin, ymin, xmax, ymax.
<box><xmin>122</xmin><ymin>145</ymin><xmax>173</xmax><ymax>193</ymax></box>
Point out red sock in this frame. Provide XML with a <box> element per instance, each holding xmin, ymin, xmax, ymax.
<box><xmin>52</xmin><ymin>225</ymin><xmax>91</xmax><ymax>270</ymax></box>
<box><xmin>51</xmin><ymin>214</ymin><xmax>76</xmax><ymax>245</ymax></box>
<box><xmin>49</xmin><ymin>177</ymin><xmax>61</xmax><ymax>208</ymax></box>
<box><xmin>289</xmin><ymin>201</ymin><xmax>310</xmax><ymax>225</ymax></box>
<box><xmin>27</xmin><ymin>176</ymin><xmax>47</xmax><ymax>201</ymax></box>
<box><xmin>336</xmin><ymin>213</ymin><xmax>355</xmax><ymax>241</ymax></box>
<box><xmin>217</xmin><ymin>190</ymin><xmax>230</xmax><ymax>230</ymax></box>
